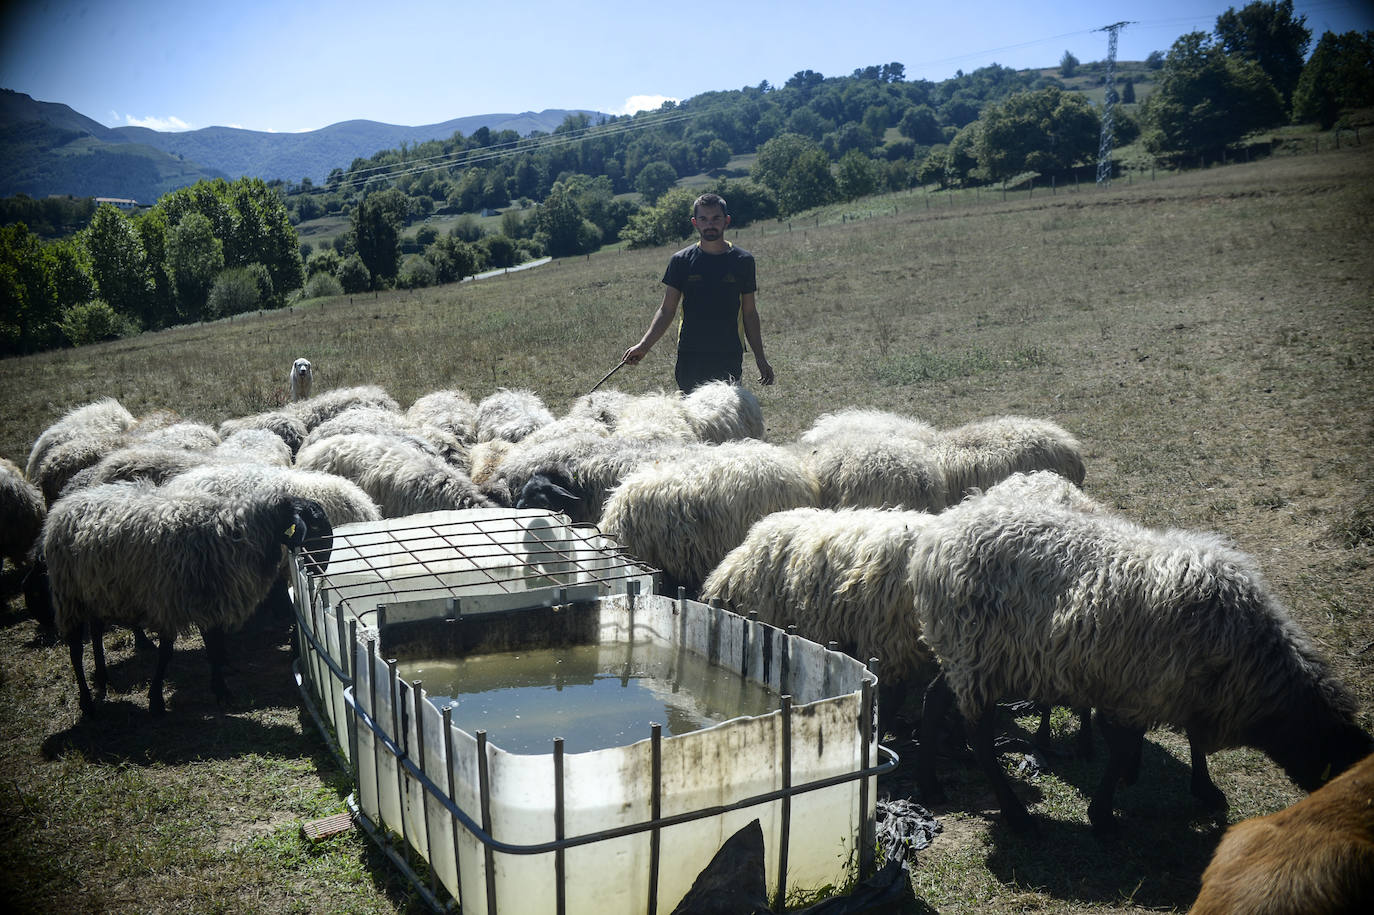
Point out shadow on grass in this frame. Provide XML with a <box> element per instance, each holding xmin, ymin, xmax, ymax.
<box><xmin>39</xmin><ymin>627</ymin><xmax>314</xmax><ymax>765</ymax></box>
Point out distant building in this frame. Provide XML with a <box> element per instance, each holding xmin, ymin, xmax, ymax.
<box><xmin>95</xmin><ymin>197</ymin><xmax>140</xmax><ymax>210</ymax></box>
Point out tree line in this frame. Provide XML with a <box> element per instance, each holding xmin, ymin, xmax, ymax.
<box><xmin>3</xmin><ymin>1</ymin><xmax>1370</xmax><ymax>355</ymax></box>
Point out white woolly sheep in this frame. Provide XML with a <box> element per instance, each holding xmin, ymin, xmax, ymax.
<box><xmin>478</xmin><ymin>422</ymin><xmax>612</xmax><ymax>509</ymax></box>
<box><xmin>213</xmin><ymin>429</ymin><xmax>293</xmax><ymax>466</ymax></box>
<box><xmin>59</xmin><ymin>446</ymin><xmax>216</xmax><ymax>497</ymax></box>
<box><xmin>43</xmin><ymin>480</ymin><xmax>331</xmax><ymax>714</ymax></box>
<box><xmin>512</xmin><ymin>435</ymin><xmax>695</xmax><ymax>523</ymax></box>
<box><xmin>26</xmin><ymin>399</ymin><xmax>138</xmax><ymax>504</ymax></box>
<box><xmin>910</xmin><ymin>497</ymin><xmax>1373</xmax><ymax>834</ymax></box>
<box><xmin>600</xmin><ymin>440</ymin><xmax>821</xmax><ymax>593</ymax></box>
<box><xmin>295</xmin><ymin>433</ymin><xmax>492</xmax><ymax>518</ymax></box>
<box><xmin>130</xmin><ymin>420</ymin><xmax>221</xmax><ymax>452</ymax></box>
<box><xmin>165</xmin><ymin>463</ymin><xmax>380</xmax><ymax>527</ymax></box>
<box><xmin>931</xmin><ymin>415</ymin><xmax>1085</xmax><ymax>504</ymax></box>
<box><xmin>795</xmin><ymin>431</ymin><xmax>947</xmax><ymax>511</ymax></box>
<box><xmin>288</xmin><ymin>384</ymin><xmax>401</xmax><ymax>431</ymax></box>
<box><xmin>406</xmin><ymin>389</ymin><xmax>479</xmax><ymax>446</ymax></box>
<box><xmin>475</xmin><ymin>388</ymin><xmax>555</xmax><ymax>443</ymax></box>
<box><xmin>25</xmin><ymin>398</ymin><xmax>136</xmax><ymax>481</ymax></box>
<box><xmin>301</xmin><ymin>405</ymin><xmax>469</xmax><ymax>468</ymax></box>
<box><xmin>681</xmin><ymin>380</ymin><xmax>765</xmax><ymax>443</ymax></box>
<box><xmin>701</xmin><ymin>506</ymin><xmax>937</xmax><ymax>720</ymax></box>
<box><xmin>796</xmin><ymin>408</ymin><xmax>938</xmax><ymax>448</ymax></box>
<box><xmin>1188</xmin><ymin>751</ymin><xmax>1374</xmax><ymax>915</ymax></box>
<box><xmin>565</xmin><ymin>389</ymin><xmax>632</xmax><ymax>429</ymax></box>
<box><xmin>289</xmin><ymin>357</ymin><xmax>313</xmax><ymax>401</ymax></box>
<box><xmin>217</xmin><ymin>410</ymin><xmax>309</xmax><ymax>456</ymax></box>
<box><xmin>1</xmin><ymin>457</ymin><xmax>45</xmax><ymax>574</ymax></box>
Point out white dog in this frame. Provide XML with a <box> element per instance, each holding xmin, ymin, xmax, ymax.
<box><xmin>289</xmin><ymin>358</ymin><xmax>313</xmax><ymax>401</ymax></box>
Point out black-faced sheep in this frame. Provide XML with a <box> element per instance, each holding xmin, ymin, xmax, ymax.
<box><xmin>43</xmin><ymin>481</ymin><xmax>331</xmax><ymax>714</ymax></box>
<box><xmin>910</xmin><ymin>497</ymin><xmax>1374</xmax><ymax>834</ymax></box>
<box><xmin>511</xmin><ymin>436</ymin><xmax>694</xmax><ymax>524</ymax></box>
<box><xmin>294</xmin><ymin>433</ymin><xmax>492</xmax><ymax>517</ymax></box>
<box><xmin>475</xmin><ymin>388</ymin><xmax>555</xmax><ymax>443</ymax></box>
<box><xmin>289</xmin><ymin>357</ymin><xmax>313</xmax><ymax>401</ymax></box>
<box><xmin>1187</xmin><ymin>751</ymin><xmax>1374</xmax><ymax>915</ymax></box>
<box><xmin>599</xmin><ymin>440</ymin><xmax>821</xmax><ymax>594</ymax></box>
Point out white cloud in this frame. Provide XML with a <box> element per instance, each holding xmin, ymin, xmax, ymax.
<box><xmin>115</xmin><ymin>112</ymin><xmax>193</xmax><ymax>131</ymax></box>
<box><xmin>614</xmin><ymin>94</ymin><xmax>678</xmax><ymax>115</ymax></box>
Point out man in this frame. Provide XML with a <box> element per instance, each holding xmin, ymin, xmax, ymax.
<box><xmin>623</xmin><ymin>193</ymin><xmax>775</xmax><ymax>393</ymax></box>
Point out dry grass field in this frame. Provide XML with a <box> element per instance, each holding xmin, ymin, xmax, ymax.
<box><xmin>1</xmin><ymin>142</ymin><xmax>1371</xmax><ymax>913</ymax></box>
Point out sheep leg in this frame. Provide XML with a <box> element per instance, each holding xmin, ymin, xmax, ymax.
<box><xmin>1087</xmin><ymin>717</ymin><xmax>1144</xmax><ymax>836</ymax></box>
<box><xmin>202</xmin><ymin>626</ymin><xmax>234</xmax><ymax>707</ymax></box>
<box><xmin>1076</xmin><ymin>707</ymin><xmax>1095</xmax><ymax>759</ymax></box>
<box><xmin>916</xmin><ymin>674</ymin><xmax>955</xmax><ymax>804</ymax></box>
<box><xmin>148</xmin><ymin>630</ymin><xmax>175</xmax><ymax>716</ymax></box>
<box><xmin>89</xmin><ymin>619</ymin><xmax>108</xmax><ymax>702</ymax></box>
<box><xmin>1188</xmin><ymin>733</ymin><xmax>1228</xmax><ymax>810</ymax></box>
<box><xmin>971</xmin><ymin>710</ymin><xmax>1036</xmax><ymax>834</ymax></box>
<box><xmin>132</xmin><ymin>627</ymin><xmax>156</xmax><ymax>652</ymax></box>
<box><xmin>67</xmin><ymin>627</ymin><xmax>94</xmax><ymax>713</ymax></box>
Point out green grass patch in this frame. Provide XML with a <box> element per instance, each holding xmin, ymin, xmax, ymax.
<box><xmin>874</xmin><ymin>346</ymin><xmax>1052</xmax><ymax>385</ymax></box>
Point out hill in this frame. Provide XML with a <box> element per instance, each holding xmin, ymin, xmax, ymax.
<box><xmin>0</xmin><ymin>88</ymin><xmax>606</xmax><ymax>199</ymax></box>
<box><xmin>0</xmin><ymin>89</ymin><xmax>228</xmax><ymax>202</ymax></box>
<box><xmin>111</xmin><ymin>109</ymin><xmax>608</xmax><ymax>184</ymax></box>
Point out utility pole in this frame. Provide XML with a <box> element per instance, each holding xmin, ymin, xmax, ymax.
<box><xmin>1095</xmin><ymin>20</ymin><xmax>1134</xmax><ymax>185</ymax></box>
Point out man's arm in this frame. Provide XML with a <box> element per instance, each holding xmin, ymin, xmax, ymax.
<box><xmin>624</xmin><ymin>286</ymin><xmax>682</xmax><ymax>364</ymax></box>
<box><xmin>740</xmin><ymin>292</ymin><xmax>775</xmax><ymax>385</ymax></box>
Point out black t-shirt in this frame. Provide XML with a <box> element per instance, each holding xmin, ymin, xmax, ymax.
<box><xmin>662</xmin><ymin>242</ymin><xmax>757</xmax><ymax>355</ymax></box>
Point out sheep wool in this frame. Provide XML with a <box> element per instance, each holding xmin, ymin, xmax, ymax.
<box><xmin>25</xmin><ymin>398</ymin><xmax>136</xmax><ymax>481</ymax></box>
<box><xmin>475</xmin><ymin>388</ymin><xmax>555</xmax><ymax>443</ymax></box>
<box><xmin>795</xmin><ymin>431</ymin><xmax>947</xmax><ymax>511</ymax></box>
<box><xmin>701</xmin><ymin>506</ymin><xmax>937</xmax><ymax>685</ymax></box>
<box><xmin>911</xmin><ymin>496</ymin><xmax>1372</xmax><ymax>831</ymax></box>
<box><xmin>295</xmin><ymin>433</ymin><xmax>491</xmax><ymax>518</ymax></box>
<box><xmin>600</xmin><ymin>440</ymin><xmax>821</xmax><ymax>592</ymax></box>
<box><xmin>165</xmin><ymin>464</ymin><xmax>381</xmax><ymax>527</ymax></box>
<box><xmin>218</xmin><ymin>410</ymin><xmax>309</xmax><ymax>456</ymax></box>
<box><xmin>796</xmin><ymin>408</ymin><xmax>937</xmax><ymax>448</ymax></box>
<box><xmin>44</xmin><ymin>480</ymin><xmax>326</xmax><ymax>713</ymax></box>
<box><xmin>931</xmin><ymin>415</ymin><xmax>1085</xmax><ymax>503</ymax></box>
<box><xmin>289</xmin><ymin>385</ymin><xmax>401</xmax><ymax>432</ymax></box>
<box><xmin>682</xmin><ymin>381</ymin><xmax>765</xmax><ymax>443</ymax></box>
<box><xmin>406</xmin><ymin>390</ymin><xmax>479</xmax><ymax>446</ymax></box>
<box><xmin>213</xmin><ymin>429</ymin><xmax>294</xmax><ymax>466</ymax></box>
<box><xmin>1</xmin><ymin>457</ymin><xmax>45</xmax><ymax>567</ymax></box>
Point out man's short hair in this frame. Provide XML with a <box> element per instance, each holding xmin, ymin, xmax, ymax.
<box><xmin>692</xmin><ymin>192</ymin><xmax>728</xmax><ymax>217</ymax></box>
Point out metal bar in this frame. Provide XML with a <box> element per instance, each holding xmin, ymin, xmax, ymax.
<box><xmin>859</xmin><ymin>675</ymin><xmax>874</xmax><ymax>880</ymax></box>
<box><xmin>347</xmin><ymin>794</ymin><xmax>453</xmax><ymax>914</ymax></box>
<box><xmin>388</xmin><ymin>660</ymin><xmax>410</xmax><ymax>859</ymax></box>
<box><xmin>367</xmin><ymin>647</ymin><xmax>384</xmax><ymax>843</ymax></box>
<box><xmin>554</xmin><ymin>737</ymin><xmax>566</xmax><ymax>915</ymax></box>
<box><xmin>648</xmin><ymin>723</ymin><xmax>662</xmax><ymax>915</ymax></box>
<box><xmin>347</xmin><ymin>620</ymin><xmax>359</xmax><ymax>775</ymax></box>
<box><xmin>442</xmin><ymin>704</ymin><xmax>464</xmax><ymax>908</ymax></box>
<box><xmin>774</xmin><ymin>695</ymin><xmax>793</xmax><ymax>913</ymax></box>
<box><xmin>477</xmin><ymin>730</ymin><xmax>498</xmax><ymax>915</ymax></box>
<box><xmin>413</xmin><ymin>679</ymin><xmax>438</xmax><ymax>899</ymax></box>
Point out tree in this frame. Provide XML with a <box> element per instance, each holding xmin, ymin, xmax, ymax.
<box><xmin>1214</xmin><ymin>0</ymin><xmax>1311</xmax><ymax>107</ymax></box>
<box><xmin>752</xmin><ymin>132</ymin><xmax>822</xmax><ymax>191</ymax></box>
<box><xmin>206</xmin><ymin>264</ymin><xmax>272</xmax><ymax>318</ymax></box>
<box><xmin>1292</xmin><ymin>30</ymin><xmax>1374</xmax><ymax>128</ymax></box>
<box><xmin>620</xmin><ymin>187</ymin><xmax>697</xmax><ymax>249</ymax></box>
<box><xmin>1121</xmin><ymin>76</ymin><xmax>1137</xmax><ymax>104</ymax></box>
<box><xmin>778</xmin><ymin>148</ymin><xmax>837</xmax><ymax>215</ymax></box>
<box><xmin>898</xmin><ymin>105</ymin><xmax>943</xmax><ymax>145</ymax></box>
<box><xmin>336</xmin><ymin>255</ymin><xmax>370</xmax><ymax>293</ymax></box>
<box><xmin>535</xmin><ymin>181</ymin><xmax>600</xmax><ymax>257</ymax></box>
<box><xmin>634</xmin><ymin>161</ymin><xmax>679</xmax><ymax>203</ymax></box>
<box><xmin>836</xmin><ymin>150</ymin><xmax>877</xmax><ymax>200</ymax></box>
<box><xmin>1060</xmin><ymin>50</ymin><xmax>1080</xmax><ymax>78</ymax></box>
<box><xmin>975</xmin><ymin>87</ymin><xmax>1101</xmax><ymax>180</ymax></box>
<box><xmin>425</xmin><ymin>234</ymin><xmax>483</xmax><ymax>282</ymax></box>
<box><xmin>0</xmin><ymin>223</ymin><xmax>62</xmax><ymax>354</ymax></box>
<box><xmin>166</xmin><ymin>212</ymin><xmax>224</xmax><ymax>321</ymax></box>
<box><xmin>351</xmin><ymin>190</ymin><xmax>407</xmax><ymax>287</ymax></box>
<box><xmin>84</xmin><ymin>204</ymin><xmax>151</xmax><ymax>326</ymax></box>
<box><xmin>702</xmin><ymin>138</ymin><xmax>733</xmax><ymax>171</ymax></box>
<box><xmin>1140</xmin><ymin>32</ymin><xmax>1285</xmax><ymax>159</ymax></box>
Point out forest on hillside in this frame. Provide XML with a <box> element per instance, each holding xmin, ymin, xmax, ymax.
<box><xmin>2</xmin><ymin>0</ymin><xmax>1371</xmax><ymax>357</ymax></box>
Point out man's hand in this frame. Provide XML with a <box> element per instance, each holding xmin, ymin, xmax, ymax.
<box><xmin>623</xmin><ymin>343</ymin><xmax>649</xmax><ymax>365</ymax></box>
<box><xmin>756</xmin><ymin>357</ymin><xmax>775</xmax><ymax>386</ymax></box>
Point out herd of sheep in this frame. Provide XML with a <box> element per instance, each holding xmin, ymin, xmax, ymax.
<box><xmin>1</xmin><ymin>368</ymin><xmax>1371</xmax><ymax>908</ymax></box>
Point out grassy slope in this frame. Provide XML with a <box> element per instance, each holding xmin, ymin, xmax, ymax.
<box><xmin>1</xmin><ymin>143</ymin><xmax>1371</xmax><ymax>913</ymax></box>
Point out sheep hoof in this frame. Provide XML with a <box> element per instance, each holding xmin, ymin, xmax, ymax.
<box><xmin>1193</xmin><ymin>782</ymin><xmax>1228</xmax><ymax>811</ymax></box>
<box><xmin>1087</xmin><ymin>803</ymin><xmax>1120</xmax><ymax>837</ymax></box>
<box><xmin>148</xmin><ymin>693</ymin><xmax>166</xmax><ymax>716</ymax></box>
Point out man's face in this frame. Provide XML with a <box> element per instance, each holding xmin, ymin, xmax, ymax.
<box><xmin>691</xmin><ymin>205</ymin><xmax>729</xmax><ymax>242</ymax></box>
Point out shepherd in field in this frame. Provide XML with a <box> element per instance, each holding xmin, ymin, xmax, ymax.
<box><xmin>623</xmin><ymin>193</ymin><xmax>775</xmax><ymax>394</ymax></box>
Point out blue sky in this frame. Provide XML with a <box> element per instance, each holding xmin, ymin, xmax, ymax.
<box><xmin>2</xmin><ymin>0</ymin><xmax>1370</xmax><ymax>133</ymax></box>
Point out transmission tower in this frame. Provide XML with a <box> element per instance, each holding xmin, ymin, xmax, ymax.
<box><xmin>1095</xmin><ymin>21</ymin><xmax>1133</xmax><ymax>185</ymax></box>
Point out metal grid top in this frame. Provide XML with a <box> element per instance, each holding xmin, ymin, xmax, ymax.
<box><xmin>298</xmin><ymin>509</ymin><xmax>654</xmax><ymax>616</ymax></box>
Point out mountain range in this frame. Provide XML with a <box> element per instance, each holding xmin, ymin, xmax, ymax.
<box><xmin>0</xmin><ymin>89</ymin><xmax>604</xmax><ymax>202</ymax></box>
